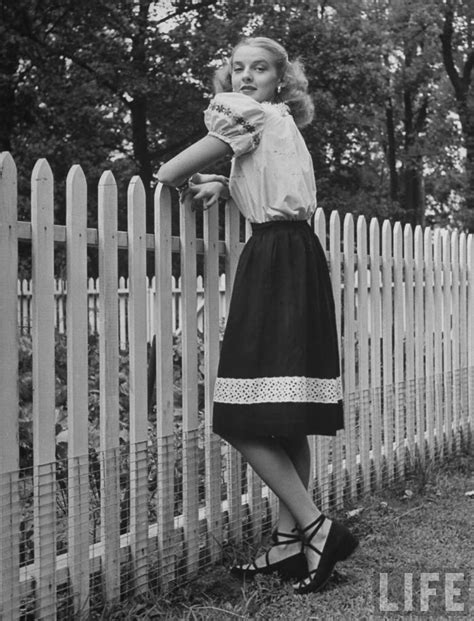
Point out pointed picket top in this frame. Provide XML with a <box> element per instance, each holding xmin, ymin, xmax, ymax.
<box><xmin>329</xmin><ymin>209</ymin><xmax>340</xmax><ymax>230</ymax></box>
<box><xmin>414</xmin><ymin>225</ymin><xmax>423</xmax><ymax>265</ymax></box>
<box><xmin>0</xmin><ymin>152</ymin><xmax>17</xmax><ymax>222</ymax></box>
<box><xmin>128</xmin><ymin>175</ymin><xmax>145</xmax><ymax>203</ymax></box>
<box><xmin>155</xmin><ymin>180</ymin><xmax>172</xmax><ymax>209</ymax></box>
<box><xmin>0</xmin><ymin>151</ymin><xmax>17</xmax><ymax>186</ymax></box>
<box><xmin>32</xmin><ymin>157</ymin><xmax>53</xmax><ymax>183</ymax></box>
<box><xmin>99</xmin><ymin>169</ymin><xmax>117</xmax><ymax>188</ymax></box>
<box><xmin>66</xmin><ymin>164</ymin><xmax>87</xmax><ymax>229</ymax></box>
<box><xmin>414</xmin><ymin>224</ymin><xmax>423</xmax><ymax>244</ymax></box>
<box><xmin>451</xmin><ymin>227</ymin><xmax>459</xmax><ymax>259</ymax></box>
<box><xmin>369</xmin><ymin>215</ymin><xmax>379</xmax><ymax>232</ymax></box>
<box><xmin>459</xmin><ymin>231</ymin><xmax>467</xmax><ymax>258</ymax></box>
<box><xmin>31</xmin><ymin>158</ymin><xmax>54</xmax><ymax>233</ymax></box>
<box><xmin>329</xmin><ymin>210</ymin><xmax>341</xmax><ymax>253</ymax></box>
<box><xmin>67</xmin><ymin>163</ymin><xmax>86</xmax><ymax>187</ymax></box>
<box><xmin>357</xmin><ymin>213</ymin><xmax>367</xmax><ymax>228</ymax></box>
<box><xmin>370</xmin><ymin>217</ymin><xmax>380</xmax><ymax>250</ymax></box>
<box><xmin>343</xmin><ymin>211</ymin><xmax>354</xmax><ymax>232</ymax></box>
<box><xmin>357</xmin><ymin>215</ymin><xmax>367</xmax><ymax>254</ymax></box>
<box><xmin>442</xmin><ymin>227</ymin><xmax>451</xmax><ymax>262</ymax></box>
<box><xmin>382</xmin><ymin>219</ymin><xmax>391</xmax><ymax>249</ymax></box>
<box><xmin>0</xmin><ymin>150</ymin><xmax>15</xmax><ymax>171</ymax></box>
<box><xmin>314</xmin><ymin>207</ymin><xmax>326</xmax><ymax>246</ymax></box>
<box><xmin>424</xmin><ymin>227</ymin><xmax>433</xmax><ymax>265</ymax></box>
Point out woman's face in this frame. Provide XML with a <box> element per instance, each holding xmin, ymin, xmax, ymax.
<box><xmin>231</xmin><ymin>45</ymin><xmax>280</xmax><ymax>103</ymax></box>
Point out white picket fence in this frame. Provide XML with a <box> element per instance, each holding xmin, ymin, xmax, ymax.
<box><xmin>17</xmin><ymin>275</ymin><xmax>228</xmax><ymax>347</ymax></box>
<box><xmin>1</xmin><ymin>152</ymin><xmax>473</xmax><ymax>619</ymax></box>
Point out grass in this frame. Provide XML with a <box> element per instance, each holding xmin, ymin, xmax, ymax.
<box><xmin>95</xmin><ymin>448</ymin><xmax>474</xmax><ymax>620</ymax></box>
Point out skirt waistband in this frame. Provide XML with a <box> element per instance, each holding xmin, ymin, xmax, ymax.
<box><xmin>251</xmin><ymin>219</ymin><xmax>310</xmax><ymax>233</ymax></box>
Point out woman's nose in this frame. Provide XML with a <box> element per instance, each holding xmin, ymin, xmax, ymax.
<box><xmin>242</xmin><ymin>67</ymin><xmax>252</xmax><ymax>81</ymax></box>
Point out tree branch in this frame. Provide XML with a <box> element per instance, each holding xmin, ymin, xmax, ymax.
<box><xmin>155</xmin><ymin>0</ymin><xmax>219</xmax><ymax>26</ymax></box>
<box><xmin>463</xmin><ymin>50</ymin><xmax>474</xmax><ymax>84</ymax></box>
<box><xmin>10</xmin><ymin>20</ymin><xmax>131</xmax><ymax>107</ymax></box>
<box><xmin>440</xmin><ymin>4</ymin><xmax>465</xmax><ymax>102</ymax></box>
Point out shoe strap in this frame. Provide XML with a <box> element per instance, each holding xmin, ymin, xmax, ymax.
<box><xmin>300</xmin><ymin>514</ymin><xmax>326</xmax><ymax>555</ymax></box>
<box><xmin>272</xmin><ymin>529</ymin><xmax>300</xmax><ymax>546</ymax></box>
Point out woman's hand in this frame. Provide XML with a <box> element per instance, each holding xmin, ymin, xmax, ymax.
<box><xmin>181</xmin><ymin>173</ymin><xmax>230</xmax><ymax>211</ymax></box>
<box><xmin>188</xmin><ymin>180</ymin><xmax>227</xmax><ymax>211</ymax></box>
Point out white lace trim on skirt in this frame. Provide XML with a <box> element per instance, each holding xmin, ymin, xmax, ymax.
<box><xmin>213</xmin><ymin>376</ymin><xmax>343</xmax><ymax>404</ymax></box>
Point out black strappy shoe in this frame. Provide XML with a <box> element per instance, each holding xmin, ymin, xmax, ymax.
<box><xmin>231</xmin><ymin>530</ymin><xmax>307</xmax><ymax>581</ymax></box>
<box><xmin>293</xmin><ymin>514</ymin><xmax>359</xmax><ymax>595</ymax></box>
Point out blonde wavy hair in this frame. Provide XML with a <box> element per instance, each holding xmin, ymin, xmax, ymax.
<box><xmin>213</xmin><ymin>36</ymin><xmax>314</xmax><ymax>128</ymax></box>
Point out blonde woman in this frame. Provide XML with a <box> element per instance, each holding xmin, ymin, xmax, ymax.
<box><xmin>158</xmin><ymin>36</ymin><xmax>358</xmax><ymax>594</ymax></box>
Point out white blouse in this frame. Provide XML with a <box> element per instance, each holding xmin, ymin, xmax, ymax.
<box><xmin>204</xmin><ymin>92</ymin><xmax>317</xmax><ymax>223</ymax></box>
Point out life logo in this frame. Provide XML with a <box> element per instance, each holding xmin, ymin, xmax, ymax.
<box><xmin>374</xmin><ymin>569</ymin><xmax>473</xmax><ymax>615</ymax></box>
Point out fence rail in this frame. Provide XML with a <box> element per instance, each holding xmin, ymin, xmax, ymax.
<box><xmin>1</xmin><ymin>152</ymin><xmax>473</xmax><ymax>619</ymax></box>
<box><xmin>17</xmin><ymin>276</ymin><xmax>228</xmax><ymax>346</ymax></box>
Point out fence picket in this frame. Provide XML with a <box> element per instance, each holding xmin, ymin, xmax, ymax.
<box><xmin>468</xmin><ymin>235</ymin><xmax>474</xmax><ymax>432</ymax></box>
<box><xmin>31</xmin><ymin>159</ymin><xmax>57</xmax><ymax>619</ymax></box>
<box><xmin>66</xmin><ymin>165</ymin><xmax>90</xmax><ymax>616</ymax></box>
<box><xmin>357</xmin><ymin>216</ymin><xmax>370</xmax><ymax>494</ymax></box>
<box><xmin>179</xmin><ymin>195</ymin><xmax>200</xmax><ymax>576</ymax></box>
<box><xmin>204</xmin><ymin>204</ymin><xmax>224</xmax><ymax>557</ymax></box>
<box><xmin>459</xmin><ymin>233</ymin><xmax>468</xmax><ymax>440</ymax></box>
<box><xmin>225</xmin><ymin>204</ymin><xmax>244</xmax><ymax>541</ymax></box>
<box><xmin>442</xmin><ymin>232</ymin><xmax>453</xmax><ymax>454</ymax></box>
<box><xmin>414</xmin><ymin>226</ymin><xmax>425</xmax><ymax>461</ymax></box>
<box><xmin>0</xmin><ymin>152</ymin><xmax>20</xmax><ymax>620</ymax></box>
<box><xmin>393</xmin><ymin>223</ymin><xmax>404</xmax><ymax>475</ymax></box>
<box><xmin>154</xmin><ymin>183</ymin><xmax>175</xmax><ymax>588</ymax></box>
<box><xmin>381</xmin><ymin>220</ymin><xmax>394</xmax><ymax>481</ymax></box>
<box><xmin>433</xmin><ymin>230</ymin><xmax>444</xmax><ymax>457</ymax></box>
<box><xmin>313</xmin><ymin>210</ymin><xmax>330</xmax><ymax>508</ymax></box>
<box><xmin>404</xmin><ymin>225</ymin><xmax>415</xmax><ymax>465</ymax></box>
<box><xmin>369</xmin><ymin>218</ymin><xmax>382</xmax><ymax>488</ymax></box>
<box><xmin>424</xmin><ymin>229</ymin><xmax>435</xmax><ymax>460</ymax></box>
<box><xmin>451</xmin><ymin>232</ymin><xmax>460</xmax><ymax>452</ymax></box>
<box><xmin>329</xmin><ymin>211</ymin><xmax>343</xmax><ymax>508</ymax></box>
<box><xmin>343</xmin><ymin>214</ymin><xmax>357</xmax><ymax>498</ymax></box>
<box><xmin>98</xmin><ymin>170</ymin><xmax>121</xmax><ymax>602</ymax></box>
<box><xmin>127</xmin><ymin>176</ymin><xmax>149</xmax><ymax>594</ymax></box>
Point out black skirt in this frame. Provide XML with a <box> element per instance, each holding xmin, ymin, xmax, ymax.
<box><xmin>213</xmin><ymin>220</ymin><xmax>344</xmax><ymax>438</ymax></box>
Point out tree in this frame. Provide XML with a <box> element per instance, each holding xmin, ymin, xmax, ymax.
<box><xmin>440</xmin><ymin>0</ymin><xmax>474</xmax><ymax>230</ymax></box>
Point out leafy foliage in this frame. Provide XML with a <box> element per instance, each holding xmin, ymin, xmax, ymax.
<box><xmin>2</xmin><ymin>0</ymin><xmax>474</xmax><ymax>280</ymax></box>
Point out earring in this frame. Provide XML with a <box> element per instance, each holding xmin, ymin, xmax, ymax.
<box><xmin>277</xmin><ymin>83</ymin><xmax>282</xmax><ymax>94</ymax></box>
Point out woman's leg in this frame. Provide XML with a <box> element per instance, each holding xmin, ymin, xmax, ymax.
<box><xmin>226</xmin><ymin>433</ymin><xmax>330</xmax><ymax>571</ymax></box>
<box><xmin>276</xmin><ymin>435</ymin><xmax>311</xmax><ymax>533</ymax></box>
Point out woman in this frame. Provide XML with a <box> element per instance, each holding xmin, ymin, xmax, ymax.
<box><xmin>158</xmin><ymin>36</ymin><xmax>358</xmax><ymax>595</ymax></box>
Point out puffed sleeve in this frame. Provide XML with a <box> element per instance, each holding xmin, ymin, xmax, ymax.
<box><xmin>204</xmin><ymin>92</ymin><xmax>265</xmax><ymax>157</ymax></box>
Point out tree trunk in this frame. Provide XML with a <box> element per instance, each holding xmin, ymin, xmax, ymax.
<box><xmin>458</xmin><ymin>100</ymin><xmax>474</xmax><ymax>230</ymax></box>
<box><xmin>385</xmin><ymin>98</ymin><xmax>399</xmax><ymax>203</ymax></box>
<box><xmin>130</xmin><ymin>96</ymin><xmax>154</xmax><ymax>228</ymax></box>
<box><xmin>0</xmin><ymin>39</ymin><xmax>18</xmax><ymax>152</ymax></box>
<box><xmin>440</xmin><ymin>3</ymin><xmax>474</xmax><ymax>231</ymax></box>
<box><xmin>130</xmin><ymin>0</ymin><xmax>154</xmax><ymax>238</ymax></box>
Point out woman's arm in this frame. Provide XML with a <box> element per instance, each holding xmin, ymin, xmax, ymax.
<box><xmin>157</xmin><ymin>135</ymin><xmax>233</xmax><ymax>187</ymax></box>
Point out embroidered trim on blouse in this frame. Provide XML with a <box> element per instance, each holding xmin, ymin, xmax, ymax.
<box><xmin>261</xmin><ymin>101</ymin><xmax>290</xmax><ymax>116</ymax></box>
<box><xmin>214</xmin><ymin>376</ymin><xmax>343</xmax><ymax>405</ymax></box>
<box><xmin>208</xmin><ymin>101</ymin><xmax>261</xmax><ymax>149</ymax></box>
